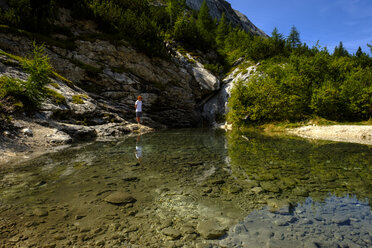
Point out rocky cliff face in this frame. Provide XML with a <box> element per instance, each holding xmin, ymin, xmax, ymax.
<box><xmin>186</xmin><ymin>0</ymin><xmax>267</xmax><ymax>37</ymax></box>
<box><xmin>0</xmin><ymin>9</ymin><xmax>220</xmax><ymax>129</ymax></box>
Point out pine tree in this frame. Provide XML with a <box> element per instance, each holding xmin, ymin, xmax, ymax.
<box><xmin>271</xmin><ymin>27</ymin><xmax>284</xmax><ymax>42</ymax></box>
<box><xmin>287</xmin><ymin>25</ymin><xmax>301</xmax><ymax>48</ymax></box>
<box><xmin>166</xmin><ymin>0</ymin><xmax>186</xmax><ymax>26</ymax></box>
<box><xmin>333</xmin><ymin>41</ymin><xmax>349</xmax><ymax>57</ymax></box>
<box><xmin>356</xmin><ymin>46</ymin><xmax>363</xmax><ymax>58</ymax></box>
<box><xmin>196</xmin><ymin>0</ymin><xmax>214</xmax><ymax>30</ymax></box>
<box><xmin>196</xmin><ymin>0</ymin><xmax>215</xmax><ymax>46</ymax></box>
<box><xmin>216</xmin><ymin>13</ymin><xmax>229</xmax><ymax>47</ymax></box>
<box><xmin>173</xmin><ymin>14</ymin><xmax>198</xmax><ymax>45</ymax></box>
<box><xmin>270</xmin><ymin>27</ymin><xmax>285</xmax><ymax>54</ymax></box>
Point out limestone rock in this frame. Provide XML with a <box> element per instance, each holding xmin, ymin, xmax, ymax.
<box><xmin>47</xmin><ymin>130</ymin><xmax>72</xmax><ymax>145</ymax></box>
<box><xmin>57</xmin><ymin>123</ymin><xmax>97</xmax><ymax>141</ymax></box>
<box><xmin>21</xmin><ymin>128</ymin><xmax>33</xmax><ymax>137</ymax></box>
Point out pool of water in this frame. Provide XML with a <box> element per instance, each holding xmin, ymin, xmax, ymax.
<box><xmin>0</xmin><ymin>129</ymin><xmax>371</xmax><ymax>247</ymax></box>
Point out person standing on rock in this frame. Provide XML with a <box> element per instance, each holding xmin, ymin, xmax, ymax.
<box><xmin>135</xmin><ymin>95</ymin><xmax>143</xmax><ymax>124</ymax></box>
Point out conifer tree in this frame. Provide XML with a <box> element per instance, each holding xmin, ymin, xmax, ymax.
<box><xmin>356</xmin><ymin>46</ymin><xmax>363</xmax><ymax>58</ymax></box>
<box><xmin>271</xmin><ymin>27</ymin><xmax>283</xmax><ymax>42</ymax></box>
<box><xmin>173</xmin><ymin>14</ymin><xmax>198</xmax><ymax>45</ymax></box>
<box><xmin>270</xmin><ymin>27</ymin><xmax>286</xmax><ymax>55</ymax></box>
<box><xmin>196</xmin><ymin>0</ymin><xmax>215</xmax><ymax>46</ymax></box>
<box><xmin>166</xmin><ymin>0</ymin><xmax>186</xmax><ymax>25</ymax></box>
<box><xmin>196</xmin><ymin>0</ymin><xmax>214</xmax><ymax>30</ymax></box>
<box><xmin>287</xmin><ymin>25</ymin><xmax>301</xmax><ymax>48</ymax></box>
<box><xmin>216</xmin><ymin>13</ymin><xmax>229</xmax><ymax>47</ymax></box>
<box><xmin>333</xmin><ymin>41</ymin><xmax>349</xmax><ymax>57</ymax></box>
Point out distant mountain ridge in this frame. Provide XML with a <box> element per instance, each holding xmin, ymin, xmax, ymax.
<box><xmin>186</xmin><ymin>0</ymin><xmax>267</xmax><ymax>37</ymax></box>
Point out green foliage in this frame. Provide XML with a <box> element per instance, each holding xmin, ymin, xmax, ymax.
<box><xmin>21</xmin><ymin>42</ymin><xmax>52</xmax><ymax>105</ymax></box>
<box><xmin>333</xmin><ymin>41</ymin><xmax>349</xmax><ymax>57</ymax></box>
<box><xmin>216</xmin><ymin>13</ymin><xmax>229</xmax><ymax>47</ymax></box>
<box><xmin>0</xmin><ymin>76</ymin><xmax>23</xmax><ymax>99</ymax></box>
<box><xmin>0</xmin><ymin>43</ymin><xmax>52</xmax><ymax>110</ymax></box>
<box><xmin>0</xmin><ymin>0</ymin><xmax>56</xmax><ymax>34</ymax></box>
<box><xmin>204</xmin><ymin>63</ymin><xmax>224</xmax><ymax>75</ymax></box>
<box><xmin>228</xmin><ymin>50</ymin><xmax>372</xmax><ymax>125</ymax></box>
<box><xmin>86</xmin><ymin>0</ymin><xmax>164</xmax><ymax>56</ymax></box>
<box><xmin>286</xmin><ymin>26</ymin><xmax>301</xmax><ymax>49</ymax></box>
<box><xmin>340</xmin><ymin>68</ymin><xmax>372</xmax><ymax>119</ymax></box>
<box><xmin>196</xmin><ymin>0</ymin><xmax>216</xmax><ymax>48</ymax></box>
<box><xmin>311</xmin><ymin>81</ymin><xmax>345</xmax><ymax>120</ymax></box>
<box><xmin>72</xmin><ymin>94</ymin><xmax>87</xmax><ymax>104</ymax></box>
<box><xmin>173</xmin><ymin>15</ymin><xmax>199</xmax><ymax>46</ymax></box>
<box><xmin>166</xmin><ymin>0</ymin><xmax>186</xmax><ymax>26</ymax></box>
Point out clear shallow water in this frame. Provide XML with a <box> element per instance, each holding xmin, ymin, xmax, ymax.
<box><xmin>0</xmin><ymin>129</ymin><xmax>371</xmax><ymax>247</ymax></box>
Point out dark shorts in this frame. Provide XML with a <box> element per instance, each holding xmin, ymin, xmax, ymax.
<box><xmin>136</xmin><ymin>112</ymin><xmax>142</xmax><ymax>117</ymax></box>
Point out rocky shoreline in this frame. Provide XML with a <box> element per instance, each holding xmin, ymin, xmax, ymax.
<box><xmin>0</xmin><ymin>117</ymin><xmax>153</xmax><ymax>166</ymax></box>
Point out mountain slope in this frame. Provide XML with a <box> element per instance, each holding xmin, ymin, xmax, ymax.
<box><xmin>186</xmin><ymin>0</ymin><xmax>267</xmax><ymax>37</ymax></box>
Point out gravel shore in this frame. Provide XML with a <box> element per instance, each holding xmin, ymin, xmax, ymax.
<box><xmin>288</xmin><ymin>125</ymin><xmax>372</xmax><ymax>145</ymax></box>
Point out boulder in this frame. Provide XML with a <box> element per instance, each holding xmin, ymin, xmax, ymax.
<box><xmin>57</xmin><ymin>123</ymin><xmax>97</xmax><ymax>141</ymax></box>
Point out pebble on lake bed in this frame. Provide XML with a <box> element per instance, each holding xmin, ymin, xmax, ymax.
<box><xmin>103</xmin><ymin>192</ymin><xmax>136</xmax><ymax>205</ymax></box>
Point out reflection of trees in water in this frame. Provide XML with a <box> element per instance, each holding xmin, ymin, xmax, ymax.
<box><xmin>227</xmin><ymin>130</ymin><xmax>372</xmax><ymax>207</ymax></box>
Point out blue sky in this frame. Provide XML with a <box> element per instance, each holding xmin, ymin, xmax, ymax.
<box><xmin>227</xmin><ymin>0</ymin><xmax>372</xmax><ymax>55</ymax></box>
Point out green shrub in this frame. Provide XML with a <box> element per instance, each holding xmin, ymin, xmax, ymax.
<box><xmin>0</xmin><ymin>43</ymin><xmax>52</xmax><ymax>110</ymax></box>
<box><xmin>204</xmin><ymin>64</ymin><xmax>224</xmax><ymax>75</ymax></box>
<box><xmin>228</xmin><ymin>50</ymin><xmax>372</xmax><ymax>125</ymax></box>
<box><xmin>0</xmin><ymin>0</ymin><xmax>56</xmax><ymax>34</ymax></box>
<box><xmin>340</xmin><ymin>68</ymin><xmax>372</xmax><ymax>120</ymax></box>
<box><xmin>87</xmin><ymin>0</ymin><xmax>164</xmax><ymax>56</ymax></box>
<box><xmin>21</xmin><ymin>42</ymin><xmax>52</xmax><ymax>105</ymax></box>
<box><xmin>310</xmin><ymin>81</ymin><xmax>345</xmax><ymax>120</ymax></box>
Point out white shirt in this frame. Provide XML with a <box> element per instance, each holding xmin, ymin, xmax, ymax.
<box><xmin>135</xmin><ymin>100</ymin><xmax>142</xmax><ymax>112</ymax></box>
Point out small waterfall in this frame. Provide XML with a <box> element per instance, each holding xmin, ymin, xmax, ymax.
<box><xmin>202</xmin><ymin>63</ymin><xmax>258</xmax><ymax>127</ymax></box>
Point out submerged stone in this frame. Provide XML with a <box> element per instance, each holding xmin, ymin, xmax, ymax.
<box><xmin>260</xmin><ymin>181</ymin><xmax>281</xmax><ymax>193</ymax></box>
<box><xmin>197</xmin><ymin>220</ymin><xmax>227</xmax><ymax>240</ymax></box>
<box><xmin>104</xmin><ymin>192</ymin><xmax>136</xmax><ymax>205</ymax></box>
<box><xmin>163</xmin><ymin>227</ymin><xmax>182</xmax><ymax>240</ymax></box>
<box><xmin>33</xmin><ymin>208</ymin><xmax>48</xmax><ymax>217</ymax></box>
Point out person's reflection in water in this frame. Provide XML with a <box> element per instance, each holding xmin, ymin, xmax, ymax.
<box><xmin>135</xmin><ymin>135</ymin><xmax>142</xmax><ymax>165</ymax></box>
